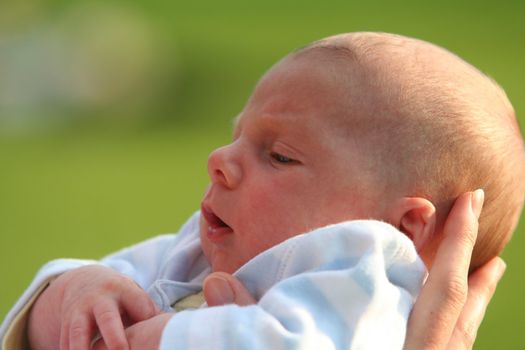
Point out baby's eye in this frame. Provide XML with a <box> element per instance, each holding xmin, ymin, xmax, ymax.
<box><xmin>271</xmin><ymin>152</ymin><xmax>295</xmax><ymax>164</ymax></box>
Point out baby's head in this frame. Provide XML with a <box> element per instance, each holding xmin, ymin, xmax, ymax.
<box><xmin>200</xmin><ymin>32</ymin><xmax>525</xmax><ymax>274</ymax></box>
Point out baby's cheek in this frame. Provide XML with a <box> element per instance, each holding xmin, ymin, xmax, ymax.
<box><xmin>251</xmin><ymin>174</ymin><xmax>306</xmax><ymax>204</ymax></box>
<box><xmin>240</xmin><ymin>175</ymin><xmax>314</xmax><ymax>244</ymax></box>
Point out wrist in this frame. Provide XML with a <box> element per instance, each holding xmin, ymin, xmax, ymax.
<box><xmin>27</xmin><ymin>281</ymin><xmax>61</xmax><ymax>350</ymax></box>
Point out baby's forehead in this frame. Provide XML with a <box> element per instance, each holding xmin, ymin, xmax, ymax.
<box><xmin>235</xmin><ymin>59</ymin><xmax>367</xmax><ymax>131</ymax></box>
<box><xmin>231</xmin><ymin>114</ymin><xmax>242</xmax><ymax>137</ymax></box>
<box><xmin>232</xmin><ymin>114</ymin><xmax>241</xmax><ymax>128</ymax></box>
<box><xmin>233</xmin><ymin>34</ymin><xmax>502</xmax><ymax>147</ymax></box>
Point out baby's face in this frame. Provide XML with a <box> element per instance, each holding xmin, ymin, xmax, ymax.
<box><xmin>200</xmin><ymin>54</ymin><xmax>385</xmax><ymax>273</ymax></box>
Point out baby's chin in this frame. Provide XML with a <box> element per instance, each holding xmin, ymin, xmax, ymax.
<box><xmin>198</xmin><ymin>217</ymin><xmax>238</xmax><ymax>273</ymax></box>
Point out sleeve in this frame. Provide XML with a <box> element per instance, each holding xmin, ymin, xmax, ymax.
<box><xmin>159</xmin><ymin>220</ymin><xmax>427</xmax><ymax>350</ymax></box>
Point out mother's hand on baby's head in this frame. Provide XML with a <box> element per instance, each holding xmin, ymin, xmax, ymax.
<box><xmin>405</xmin><ymin>190</ymin><xmax>505</xmax><ymax>350</ymax></box>
<box><xmin>203</xmin><ymin>191</ymin><xmax>506</xmax><ymax>350</ymax></box>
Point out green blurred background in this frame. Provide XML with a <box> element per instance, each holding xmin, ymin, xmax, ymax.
<box><xmin>1</xmin><ymin>0</ymin><xmax>524</xmax><ymax>348</ymax></box>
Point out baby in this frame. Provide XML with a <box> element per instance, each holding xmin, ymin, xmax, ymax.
<box><xmin>200</xmin><ymin>31</ymin><xmax>524</xmax><ymax>274</ymax></box>
<box><xmin>2</xmin><ymin>32</ymin><xmax>524</xmax><ymax>350</ymax></box>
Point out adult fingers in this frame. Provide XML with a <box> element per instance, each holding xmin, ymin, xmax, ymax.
<box><xmin>92</xmin><ymin>299</ymin><xmax>129</xmax><ymax>350</ymax></box>
<box><xmin>404</xmin><ymin>190</ymin><xmax>484</xmax><ymax>350</ymax></box>
<box><xmin>119</xmin><ymin>279</ymin><xmax>159</xmax><ymax>323</ymax></box>
<box><xmin>447</xmin><ymin>257</ymin><xmax>506</xmax><ymax>350</ymax></box>
<box><xmin>203</xmin><ymin>272</ymin><xmax>257</xmax><ymax>306</ymax></box>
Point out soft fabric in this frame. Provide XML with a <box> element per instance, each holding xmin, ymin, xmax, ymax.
<box><xmin>0</xmin><ymin>212</ymin><xmax>426</xmax><ymax>350</ymax></box>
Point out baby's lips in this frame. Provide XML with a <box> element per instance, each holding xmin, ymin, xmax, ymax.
<box><xmin>201</xmin><ymin>204</ymin><xmax>228</xmax><ymax>229</ymax></box>
<box><xmin>207</xmin><ymin>224</ymin><xmax>234</xmax><ymax>241</ymax></box>
<box><xmin>201</xmin><ymin>204</ymin><xmax>234</xmax><ymax>242</ymax></box>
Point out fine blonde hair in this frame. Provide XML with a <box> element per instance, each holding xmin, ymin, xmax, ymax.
<box><xmin>296</xmin><ymin>32</ymin><xmax>525</xmax><ymax>270</ymax></box>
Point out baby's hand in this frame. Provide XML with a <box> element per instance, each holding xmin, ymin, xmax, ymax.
<box><xmin>92</xmin><ymin>313</ymin><xmax>173</xmax><ymax>350</ymax></box>
<box><xmin>27</xmin><ymin>265</ymin><xmax>159</xmax><ymax>350</ymax></box>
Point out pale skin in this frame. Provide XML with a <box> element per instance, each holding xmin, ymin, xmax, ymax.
<box><xmin>28</xmin><ymin>45</ymin><xmax>508</xmax><ymax>349</ymax></box>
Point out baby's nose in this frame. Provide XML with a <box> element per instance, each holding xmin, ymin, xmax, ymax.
<box><xmin>207</xmin><ymin>145</ymin><xmax>242</xmax><ymax>189</ymax></box>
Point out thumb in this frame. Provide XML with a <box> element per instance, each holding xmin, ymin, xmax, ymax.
<box><xmin>203</xmin><ymin>272</ymin><xmax>256</xmax><ymax>307</ymax></box>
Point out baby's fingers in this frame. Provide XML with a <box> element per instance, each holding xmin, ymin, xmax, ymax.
<box><xmin>60</xmin><ymin>312</ymin><xmax>95</xmax><ymax>350</ymax></box>
<box><xmin>119</xmin><ymin>280</ymin><xmax>159</xmax><ymax>323</ymax></box>
<box><xmin>93</xmin><ymin>299</ymin><xmax>129</xmax><ymax>350</ymax></box>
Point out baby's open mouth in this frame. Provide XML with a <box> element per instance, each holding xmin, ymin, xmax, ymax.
<box><xmin>201</xmin><ymin>204</ymin><xmax>233</xmax><ymax>241</ymax></box>
<box><xmin>203</xmin><ymin>207</ymin><xmax>230</xmax><ymax>228</ymax></box>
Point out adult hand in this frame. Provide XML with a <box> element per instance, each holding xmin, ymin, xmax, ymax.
<box><xmin>27</xmin><ymin>265</ymin><xmax>159</xmax><ymax>350</ymax></box>
<box><xmin>404</xmin><ymin>189</ymin><xmax>505</xmax><ymax>350</ymax></box>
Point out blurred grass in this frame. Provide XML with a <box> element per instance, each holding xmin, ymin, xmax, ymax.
<box><xmin>1</xmin><ymin>0</ymin><xmax>524</xmax><ymax>348</ymax></box>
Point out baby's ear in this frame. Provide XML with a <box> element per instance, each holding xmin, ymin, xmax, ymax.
<box><xmin>386</xmin><ymin>197</ymin><xmax>436</xmax><ymax>252</ymax></box>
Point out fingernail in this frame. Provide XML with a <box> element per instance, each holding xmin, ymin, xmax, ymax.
<box><xmin>206</xmin><ymin>275</ymin><xmax>235</xmax><ymax>305</ymax></box>
<box><xmin>471</xmin><ymin>189</ymin><xmax>485</xmax><ymax>219</ymax></box>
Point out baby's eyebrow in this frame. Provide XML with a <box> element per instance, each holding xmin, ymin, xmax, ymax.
<box><xmin>231</xmin><ymin>114</ymin><xmax>242</xmax><ymax>136</ymax></box>
<box><xmin>232</xmin><ymin>114</ymin><xmax>241</xmax><ymax>129</ymax></box>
